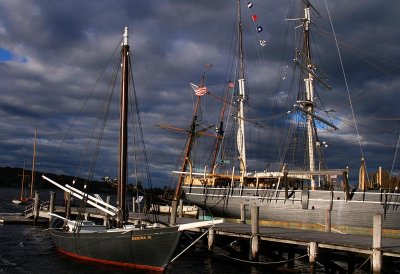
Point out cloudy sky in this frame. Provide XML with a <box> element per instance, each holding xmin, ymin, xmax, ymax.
<box><xmin>0</xmin><ymin>0</ymin><xmax>399</xmax><ymax>189</ymax></box>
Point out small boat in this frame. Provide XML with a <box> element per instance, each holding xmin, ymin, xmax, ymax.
<box><xmin>42</xmin><ymin>27</ymin><xmax>222</xmax><ymax>271</ymax></box>
<box><xmin>171</xmin><ymin>1</ymin><xmax>400</xmax><ymax>236</ymax></box>
<box><xmin>12</xmin><ymin>130</ymin><xmax>38</xmax><ymax>205</ymax></box>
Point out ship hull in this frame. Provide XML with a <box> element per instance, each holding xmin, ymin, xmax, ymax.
<box><xmin>50</xmin><ymin>226</ymin><xmax>181</xmax><ymax>271</ymax></box>
<box><xmin>183</xmin><ymin>186</ymin><xmax>400</xmax><ymax>235</ymax></box>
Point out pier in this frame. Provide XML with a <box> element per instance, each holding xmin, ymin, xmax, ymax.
<box><xmin>1</xmin><ymin>191</ymin><xmax>399</xmax><ymax>273</ymax></box>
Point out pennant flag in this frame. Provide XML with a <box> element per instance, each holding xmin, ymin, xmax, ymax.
<box><xmin>259</xmin><ymin>40</ymin><xmax>267</xmax><ymax>47</ymax></box>
<box><xmin>252</xmin><ymin>15</ymin><xmax>258</xmax><ymax>22</ymax></box>
<box><xmin>228</xmin><ymin>81</ymin><xmax>235</xmax><ymax>88</ymax></box>
<box><xmin>256</xmin><ymin>26</ymin><xmax>263</xmax><ymax>33</ymax></box>
<box><xmin>247</xmin><ymin>2</ymin><xmax>253</xmax><ymax>8</ymax></box>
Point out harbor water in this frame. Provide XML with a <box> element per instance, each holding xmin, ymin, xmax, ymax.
<box><xmin>1</xmin><ymin>187</ymin><xmax>363</xmax><ymax>274</ymax></box>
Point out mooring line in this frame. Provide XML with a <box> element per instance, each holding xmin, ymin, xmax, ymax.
<box><xmin>351</xmin><ymin>255</ymin><xmax>371</xmax><ymax>274</ymax></box>
<box><xmin>212</xmin><ymin>248</ymin><xmax>309</xmax><ymax>265</ymax></box>
<box><xmin>170</xmin><ymin>226</ymin><xmax>214</xmax><ymax>263</ymax></box>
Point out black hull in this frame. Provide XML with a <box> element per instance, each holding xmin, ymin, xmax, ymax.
<box><xmin>184</xmin><ymin>186</ymin><xmax>400</xmax><ymax>235</ymax></box>
<box><xmin>50</xmin><ymin>226</ymin><xmax>181</xmax><ymax>271</ymax></box>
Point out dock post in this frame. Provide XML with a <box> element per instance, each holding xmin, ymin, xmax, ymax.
<box><xmin>308</xmin><ymin>241</ymin><xmax>318</xmax><ymax>273</ymax></box>
<box><xmin>371</xmin><ymin>214</ymin><xmax>382</xmax><ymax>274</ymax></box>
<box><xmin>33</xmin><ymin>191</ymin><xmax>40</xmax><ymax>225</ymax></box>
<box><xmin>179</xmin><ymin>199</ymin><xmax>183</xmax><ymax>218</ymax></box>
<box><xmin>240</xmin><ymin>203</ymin><xmax>246</xmax><ymax>224</ymax></box>
<box><xmin>65</xmin><ymin>192</ymin><xmax>71</xmax><ymax>219</ymax></box>
<box><xmin>103</xmin><ymin>196</ymin><xmax>110</xmax><ymax>226</ymax></box>
<box><xmin>170</xmin><ymin>200</ymin><xmax>177</xmax><ymax>226</ymax></box>
<box><xmin>250</xmin><ymin>205</ymin><xmax>259</xmax><ymax>260</ymax></box>
<box><xmin>325</xmin><ymin>209</ymin><xmax>331</xmax><ymax>233</ymax></box>
<box><xmin>132</xmin><ymin>197</ymin><xmax>136</xmax><ymax>213</ymax></box>
<box><xmin>208</xmin><ymin>228</ymin><xmax>215</xmax><ymax>251</ymax></box>
<box><xmin>49</xmin><ymin>191</ymin><xmax>55</xmax><ymax>224</ymax></box>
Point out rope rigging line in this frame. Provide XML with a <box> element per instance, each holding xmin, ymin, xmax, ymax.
<box><xmin>55</xmin><ymin>38</ymin><xmax>123</xmax><ymax>154</ymax></box>
<box><xmin>390</xmin><ymin>129</ymin><xmax>400</xmax><ymax>177</ymax></box>
<box><xmin>128</xmin><ymin>56</ymin><xmax>153</xmax><ymax>190</ymax></box>
<box><xmin>74</xmin><ymin>45</ymin><xmax>122</xmax><ymax>227</ymax></box>
<box><xmin>323</xmin><ymin>0</ymin><xmax>365</xmax><ymax>161</ymax></box>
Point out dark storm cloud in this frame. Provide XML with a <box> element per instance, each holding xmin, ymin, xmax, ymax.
<box><xmin>0</xmin><ymin>0</ymin><xmax>399</xmax><ymax>188</ymax></box>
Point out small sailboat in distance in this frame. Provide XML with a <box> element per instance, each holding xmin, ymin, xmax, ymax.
<box><xmin>12</xmin><ymin>130</ymin><xmax>37</xmax><ymax>205</ymax></box>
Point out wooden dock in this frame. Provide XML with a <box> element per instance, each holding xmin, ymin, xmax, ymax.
<box><xmin>2</xmin><ymin>191</ymin><xmax>399</xmax><ymax>273</ymax></box>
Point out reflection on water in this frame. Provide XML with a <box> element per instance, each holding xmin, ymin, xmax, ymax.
<box><xmin>1</xmin><ymin>187</ymin><xmax>362</xmax><ymax>273</ymax></box>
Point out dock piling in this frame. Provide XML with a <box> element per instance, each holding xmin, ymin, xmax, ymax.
<box><xmin>372</xmin><ymin>214</ymin><xmax>382</xmax><ymax>274</ymax></box>
<box><xmin>33</xmin><ymin>191</ymin><xmax>40</xmax><ymax>225</ymax></box>
<box><xmin>49</xmin><ymin>191</ymin><xmax>55</xmax><ymax>224</ymax></box>
<box><xmin>65</xmin><ymin>192</ymin><xmax>71</xmax><ymax>219</ymax></box>
<box><xmin>132</xmin><ymin>197</ymin><xmax>136</xmax><ymax>213</ymax></box>
<box><xmin>308</xmin><ymin>241</ymin><xmax>318</xmax><ymax>273</ymax></box>
<box><xmin>179</xmin><ymin>199</ymin><xmax>183</xmax><ymax>218</ymax></box>
<box><xmin>208</xmin><ymin>228</ymin><xmax>215</xmax><ymax>251</ymax></box>
<box><xmin>103</xmin><ymin>196</ymin><xmax>110</xmax><ymax>226</ymax></box>
<box><xmin>250</xmin><ymin>205</ymin><xmax>259</xmax><ymax>260</ymax></box>
<box><xmin>170</xmin><ymin>200</ymin><xmax>177</xmax><ymax>226</ymax></box>
<box><xmin>240</xmin><ymin>203</ymin><xmax>246</xmax><ymax>224</ymax></box>
<box><xmin>325</xmin><ymin>209</ymin><xmax>331</xmax><ymax>233</ymax></box>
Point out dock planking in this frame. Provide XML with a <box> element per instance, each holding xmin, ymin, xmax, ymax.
<box><xmin>206</xmin><ymin>221</ymin><xmax>400</xmax><ymax>258</ymax></box>
<box><xmin>0</xmin><ymin>214</ymin><xmax>34</xmax><ymax>224</ymax></box>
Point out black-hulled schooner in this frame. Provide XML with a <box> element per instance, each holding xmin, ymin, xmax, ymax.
<box><xmin>42</xmin><ymin>27</ymin><xmax>222</xmax><ymax>271</ymax></box>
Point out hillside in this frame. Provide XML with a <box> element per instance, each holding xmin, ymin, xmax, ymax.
<box><xmin>0</xmin><ymin>166</ymin><xmax>114</xmax><ymax>193</ymax></box>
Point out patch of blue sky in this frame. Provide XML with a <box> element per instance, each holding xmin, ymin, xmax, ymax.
<box><xmin>0</xmin><ymin>48</ymin><xmax>12</xmax><ymax>61</ymax></box>
<box><xmin>0</xmin><ymin>47</ymin><xmax>27</xmax><ymax>63</ymax></box>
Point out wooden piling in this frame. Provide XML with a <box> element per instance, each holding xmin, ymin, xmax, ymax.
<box><xmin>103</xmin><ymin>196</ymin><xmax>110</xmax><ymax>226</ymax></box>
<box><xmin>65</xmin><ymin>191</ymin><xmax>71</xmax><ymax>219</ymax></box>
<box><xmin>309</xmin><ymin>242</ymin><xmax>318</xmax><ymax>273</ymax></box>
<box><xmin>240</xmin><ymin>203</ymin><xmax>246</xmax><ymax>224</ymax></box>
<box><xmin>33</xmin><ymin>191</ymin><xmax>40</xmax><ymax>225</ymax></box>
<box><xmin>250</xmin><ymin>205</ymin><xmax>259</xmax><ymax>260</ymax></box>
<box><xmin>170</xmin><ymin>200</ymin><xmax>178</xmax><ymax>226</ymax></box>
<box><xmin>208</xmin><ymin>228</ymin><xmax>215</xmax><ymax>251</ymax></box>
<box><xmin>179</xmin><ymin>199</ymin><xmax>183</xmax><ymax>218</ymax></box>
<box><xmin>325</xmin><ymin>209</ymin><xmax>331</xmax><ymax>233</ymax></box>
<box><xmin>132</xmin><ymin>197</ymin><xmax>136</xmax><ymax>213</ymax></box>
<box><xmin>49</xmin><ymin>191</ymin><xmax>55</xmax><ymax>224</ymax></box>
<box><xmin>372</xmin><ymin>214</ymin><xmax>382</xmax><ymax>274</ymax></box>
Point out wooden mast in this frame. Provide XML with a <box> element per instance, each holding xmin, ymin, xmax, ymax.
<box><xmin>237</xmin><ymin>0</ymin><xmax>247</xmax><ymax>177</ymax></box>
<box><xmin>30</xmin><ymin>129</ymin><xmax>37</xmax><ymax>198</ymax></box>
<box><xmin>173</xmin><ymin>74</ymin><xmax>206</xmax><ymax>200</ymax></box>
<box><xmin>117</xmin><ymin>27</ymin><xmax>129</xmax><ymax>228</ymax></box>
<box><xmin>210</xmin><ymin>88</ymin><xmax>229</xmax><ymax>171</ymax></box>
<box><xmin>20</xmin><ymin>165</ymin><xmax>26</xmax><ymax>201</ymax></box>
<box><xmin>302</xmin><ymin>1</ymin><xmax>317</xmax><ymax>189</ymax></box>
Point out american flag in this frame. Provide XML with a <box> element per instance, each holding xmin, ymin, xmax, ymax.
<box><xmin>195</xmin><ymin>86</ymin><xmax>208</xmax><ymax>96</ymax></box>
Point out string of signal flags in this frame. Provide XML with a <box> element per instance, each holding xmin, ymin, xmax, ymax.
<box><xmin>247</xmin><ymin>1</ymin><xmax>267</xmax><ymax>47</ymax></box>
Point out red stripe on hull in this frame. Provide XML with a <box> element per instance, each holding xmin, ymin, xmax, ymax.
<box><xmin>56</xmin><ymin>247</ymin><xmax>165</xmax><ymax>272</ymax></box>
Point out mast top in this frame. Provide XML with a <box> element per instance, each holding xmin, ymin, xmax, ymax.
<box><xmin>123</xmin><ymin>27</ymin><xmax>129</xmax><ymax>46</ymax></box>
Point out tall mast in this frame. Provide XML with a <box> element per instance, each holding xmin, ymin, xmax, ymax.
<box><xmin>174</xmin><ymin>97</ymin><xmax>201</xmax><ymax>200</ymax></box>
<box><xmin>237</xmin><ymin>0</ymin><xmax>247</xmax><ymax>177</ymax></box>
<box><xmin>30</xmin><ymin>129</ymin><xmax>37</xmax><ymax>198</ymax></box>
<box><xmin>117</xmin><ymin>27</ymin><xmax>129</xmax><ymax>227</ymax></box>
<box><xmin>302</xmin><ymin>2</ymin><xmax>316</xmax><ymax>189</ymax></box>
<box><xmin>210</xmin><ymin>89</ymin><xmax>228</xmax><ymax>171</ymax></box>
